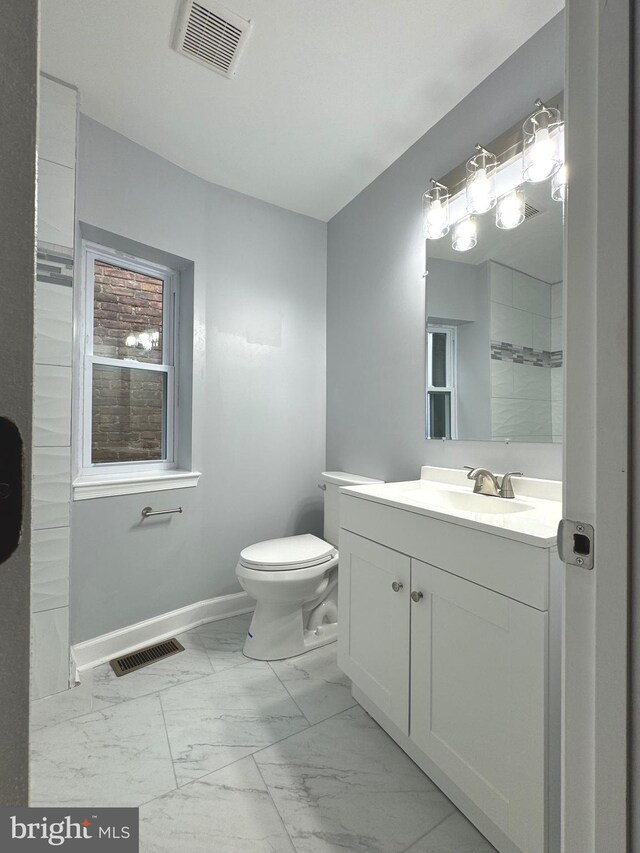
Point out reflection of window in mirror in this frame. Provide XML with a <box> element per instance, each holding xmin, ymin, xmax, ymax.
<box><xmin>426</xmin><ymin>325</ymin><xmax>457</xmax><ymax>439</ymax></box>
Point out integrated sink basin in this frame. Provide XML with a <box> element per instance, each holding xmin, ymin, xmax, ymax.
<box><xmin>400</xmin><ymin>485</ymin><xmax>534</xmax><ymax>515</ymax></box>
<box><xmin>339</xmin><ymin>465</ymin><xmax>563</xmax><ymax>547</ymax></box>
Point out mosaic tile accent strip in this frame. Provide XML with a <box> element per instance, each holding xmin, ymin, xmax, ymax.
<box><xmin>37</xmin><ymin>241</ymin><xmax>73</xmax><ymax>287</ymax></box>
<box><xmin>491</xmin><ymin>341</ymin><xmax>563</xmax><ymax>368</ymax></box>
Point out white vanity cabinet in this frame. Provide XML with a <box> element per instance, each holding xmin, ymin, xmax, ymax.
<box><xmin>410</xmin><ymin>559</ymin><xmax>546</xmax><ymax>853</ymax></box>
<box><xmin>338</xmin><ymin>532</ymin><xmax>411</xmax><ymax>732</ymax></box>
<box><xmin>338</xmin><ymin>491</ymin><xmax>560</xmax><ymax>853</ymax></box>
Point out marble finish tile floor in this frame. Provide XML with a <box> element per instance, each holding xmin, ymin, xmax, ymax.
<box><xmin>30</xmin><ymin>613</ymin><xmax>496</xmax><ymax>852</ymax></box>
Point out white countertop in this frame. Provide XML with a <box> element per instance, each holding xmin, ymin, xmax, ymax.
<box><xmin>340</xmin><ymin>466</ymin><xmax>562</xmax><ymax>548</ymax></box>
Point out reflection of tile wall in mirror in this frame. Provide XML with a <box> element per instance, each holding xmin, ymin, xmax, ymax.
<box><xmin>550</xmin><ymin>282</ymin><xmax>564</xmax><ymax>444</ymax></box>
<box><xmin>426</xmin><ymin>254</ymin><xmax>563</xmax><ymax>442</ymax></box>
<box><xmin>489</xmin><ymin>262</ymin><xmax>560</xmax><ymax>443</ymax></box>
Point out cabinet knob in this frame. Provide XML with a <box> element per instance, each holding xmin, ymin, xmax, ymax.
<box><xmin>391</xmin><ymin>581</ymin><xmax>404</xmax><ymax>592</ymax></box>
<box><xmin>411</xmin><ymin>590</ymin><xmax>424</xmax><ymax>603</ymax></box>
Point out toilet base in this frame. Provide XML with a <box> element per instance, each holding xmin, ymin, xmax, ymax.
<box><xmin>302</xmin><ymin>621</ymin><xmax>338</xmax><ymax>655</ymax></box>
<box><xmin>243</xmin><ymin>625</ymin><xmax>336</xmax><ymax>661</ymax></box>
<box><xmin>242</xmin><ymin>602</ymin><xmax>337</xmax><ymax>661</ymax></box>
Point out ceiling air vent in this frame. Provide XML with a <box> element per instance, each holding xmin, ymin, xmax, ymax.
<box><xmin>173</xmin><ymin>0</ymin><xmax>253</xmax><ymax>79</ymax></box>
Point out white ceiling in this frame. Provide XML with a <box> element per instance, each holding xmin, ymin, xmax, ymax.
<box><xmin>40</xmin><ymin>0</ymin><xmax>563</xmax><ymax>221</ymax></box>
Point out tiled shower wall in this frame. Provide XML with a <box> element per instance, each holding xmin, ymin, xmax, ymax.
<box><xmin>550</xmin><ymin>281</ymin><xmax>563</xmax><ymax>442</ymax></box>
<box><xmin>489</xmin><ymin>261</ymin><xmax>563</xmax><ymax>443</ymax></box>
<box><xmin>31</xmin><ymin>75</ymin><xmax>77</xmax><ymax>700</ymax></box>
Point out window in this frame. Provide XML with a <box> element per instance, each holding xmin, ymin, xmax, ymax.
<box><xmin>426</xmin><ymin>325</ymin><xmax>457</xmax><ymax>439</ymax></box>
<box><xmin>79</xmin><ymin>243</ymin><xmax>178</xmax><ymax>475</ymax></box>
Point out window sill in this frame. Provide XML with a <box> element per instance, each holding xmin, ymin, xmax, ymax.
<box><xmin>73</xmin><ymin>470</ymin><xmax>201</xmax><ymax>501</ymax></box>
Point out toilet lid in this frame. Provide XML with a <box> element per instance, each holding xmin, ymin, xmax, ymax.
<box><xmin>240</xmin><ymin>534</ymin><xmax>336</xmax><ymax>571</ymax></box>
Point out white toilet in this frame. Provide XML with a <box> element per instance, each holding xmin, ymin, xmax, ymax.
<box><xmin>236</xmin><ymin>471</ymin><xmax>382</xmax><ymax>660</ymax></box>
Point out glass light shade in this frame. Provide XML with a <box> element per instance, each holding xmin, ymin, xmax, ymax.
<box><xmin>466</xmin><ymin>148</ymin><xmax>497</xmax><ymax>214</ymax></box>
<box><xmin>496</xmin><ymin>188</ymin><xmax>525</xmax><ymax>229</ymax></box>
<box><xmin>523</xmin><ymin>105</ymin><xmax>562</xmax><ymax>183</ymax></box>
<box><xmin>551</xmin><ymin>164</ymin><xmax>567</xmax><ymax>201</ymax></box>
<box><xmin>551</xmin><ymin>124</ymin><xmax>567</xmax><ymax>201</ymax></box>
<box><xmin>423</xmin><ymin>182</ymin><xmax>450</xmax><ymax>239</ymax></box>
<box><xmin>452</xmin><ymin>216</ymin><xmax>477</xmax><ymax>252</ymax></box>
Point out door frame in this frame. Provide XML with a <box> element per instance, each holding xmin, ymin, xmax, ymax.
<box><xmin>0</xmin><ymin>0</ymin><xmax>38</xmax><ymax>804</ymax></box>
<box><xmin>563</xmin><ymin>0</ymin><xmax>630</xmax><ymax>850</ymax></box>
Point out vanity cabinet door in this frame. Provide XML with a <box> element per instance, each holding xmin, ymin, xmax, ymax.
<box><xmin>338</xmin><ymin>531</ymin><xmax>410</xmax><ymax>733</ymax></box>
<box><xmin>410</xmin><ymin>560</ymin><xmax>547</xmax><ymax>853</ymax></box>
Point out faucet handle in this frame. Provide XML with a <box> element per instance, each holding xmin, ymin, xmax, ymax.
<box><xmin>500</xmin><ymin>471</ymin><xmax>523</xmax><ymax>499</ymax></box>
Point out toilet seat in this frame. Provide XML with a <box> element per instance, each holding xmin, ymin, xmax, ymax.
<box><xmin>239</xmin><ymin>533</ymin><xmax>336</xmax><ymax>571</ymax></box>
<box><xmin>236</xmin><ymin>554</ymin><xmax>338</xmax><ymax>586</ymax></box>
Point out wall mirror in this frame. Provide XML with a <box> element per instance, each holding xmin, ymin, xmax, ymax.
<box><xmin>425</xmin><ymin>97</ymin><xmax>564</xmax><ymax>443</ymax></box>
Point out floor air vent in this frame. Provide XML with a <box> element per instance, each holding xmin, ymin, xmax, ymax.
<box><xmin>110</xmin><ymin>638</ymin><xmax>185</xmax><ymax>677</ymax></box>
<box><xmin>173</xmin><ymin>0</ymin><xmax>253</xmax><ymax>78</ymax></box>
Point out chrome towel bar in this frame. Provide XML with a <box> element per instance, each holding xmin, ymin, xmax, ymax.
<box><xmin>141</xmin><ymin>506</ymin><xmax>183</xmax><ymax>518</ymax></box>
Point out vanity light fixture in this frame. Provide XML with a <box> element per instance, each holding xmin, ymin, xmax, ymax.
<box><xmin>452</xmin><ymin>216</ymin><xmax>477</xmax><ymax>252</ymax></box>
<box><xmin>551</xmin><ymin>124</ymin><xmax>567</xmax><ymax>201</ymax></box>
<box><xmin>496</xmin><ymin>187</ymin><xmax>526</xmax><ymax>230</ymax></box>
<box><xmin>466</xmin><ymin>145</ymin><xmax>497</xmax><ymax>214</ymax></box>
<box><xmin>523</xmin><ymin>99</ymin><xmax>562</xmax><ymax>183</ymax></box>
<box><xmin>424</xmin><ymin>97</ymin><xmax>566</xmax><ymax>250</ymax></box>
<box><xmin>423</xmin><ymin>179</ymin><xmax>450</xmax><ymax>240</ymax></box>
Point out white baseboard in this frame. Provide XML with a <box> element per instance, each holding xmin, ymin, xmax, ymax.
<box><xmin>71</xmin><ymin>592</ymin><xmax>254</xmax><ymax>675</ymax></box>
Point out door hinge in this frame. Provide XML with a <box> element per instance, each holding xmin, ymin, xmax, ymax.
<box><xmin>557</xmin><ymin>519</ymin><xmax>594</xmax><ymax>570</ymax></box>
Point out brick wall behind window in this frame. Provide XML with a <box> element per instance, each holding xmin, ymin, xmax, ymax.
<box><xmin>92</xmin><ymin>261</ymin><xmax>166</xmax><ymax>463</ymax></box>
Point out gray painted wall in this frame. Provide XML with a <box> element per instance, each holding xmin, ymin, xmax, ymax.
<box><xmin>0</xmin><ymin>0</ymin><xmax>37</xmax><ymax>804</ymax></box>
<box><xmin>72</xmin><ymin>116</ymin><xmax>327</xmax><ymax>643</ymax></box>
<box><xmin>326</xmin><ymin>13</ymin><xmax>564</xmax><ymax>483</ymax></box>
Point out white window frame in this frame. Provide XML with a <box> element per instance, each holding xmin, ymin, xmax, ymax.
<box><xmin>77</xmin><ymin>241</ymin><xmax>179</xmax><ymax>478</ymax></box>
<box><xmin>426</xmin><ymin>324</ymin><xmax>458</xmax><ymax>440</ymax></box>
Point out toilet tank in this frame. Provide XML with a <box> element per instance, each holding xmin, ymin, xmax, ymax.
<box><xmin>320</xmin><ymin>471</ymin><xmax>383</xmax><ymax>547</ymax></box>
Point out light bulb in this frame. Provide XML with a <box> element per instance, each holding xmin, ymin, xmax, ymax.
<box><xmin>466</xmin><ymin>147</ymin><xmax>497</xmax><ymax>214</ymax></box>
<box><xmin>423</xmin><ymin>183</ymin><xmax>450</xmax><ymax>239</ymax></box>
<box><xmin>523</xmin><ymin>104</ymin><xmax>562</xmax><ymax>184</ymax></box>
<box><xmin>452</xmin><ymin>216</ymin><xmax>477</xmax><ymax>252</ymax></box>
<box><xmin>426</xmin><ymin>199</ymin><xmax>447</xmax><ymax>238</ymax></box>
<box><xmin>528</xmin><ymin>128</ymin><xmax>557</xmax><ymax>181</ymax></box>
<box><xmin>496</xmin><ymin>188</ymin><xmax>525</xmax><ymax>229</ymax></box>
<box><xmin>467</xmin><ymin>168</ymin><xmax>493</xmax><ymax>213</ymax></box>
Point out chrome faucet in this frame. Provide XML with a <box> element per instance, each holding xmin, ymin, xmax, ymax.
<box><xmin>464</xmin><ymin>467</ymin><xmax>523</xmax><ymax>499</ymax></box>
